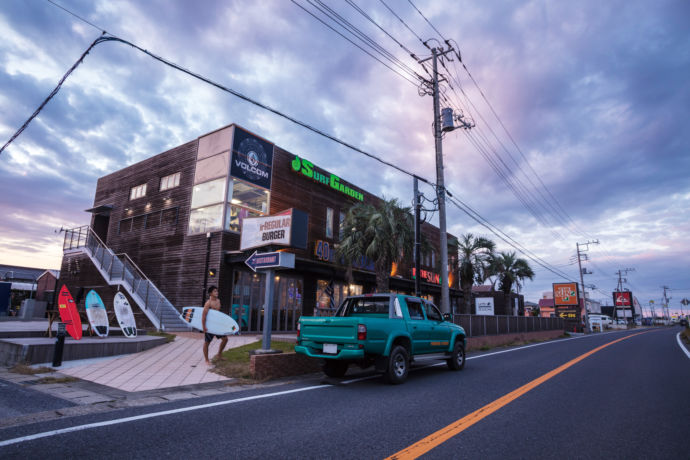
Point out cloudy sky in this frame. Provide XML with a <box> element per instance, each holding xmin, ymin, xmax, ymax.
<box><xmin>1</xmin><ymin>0</ymin><xmax>689</xmax><ymax>314</ymax></box>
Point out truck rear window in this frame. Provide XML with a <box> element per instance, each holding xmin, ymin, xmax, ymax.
<box><xmin>337</xmin><ymin>297</ymin><xmax>390</xmax><ymax>316</ymax></box>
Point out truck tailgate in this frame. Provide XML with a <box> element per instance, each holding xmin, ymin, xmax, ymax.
<box><xmin>300</xmin><ymin>317</ymin><xmax>359</xmax><ymax>342</ymax></box>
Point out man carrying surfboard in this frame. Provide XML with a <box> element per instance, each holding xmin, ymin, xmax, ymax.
<box><xmin>202</xmin><ymin>286</ymin><xmax>229</xmax><ymax>364</ymax></box>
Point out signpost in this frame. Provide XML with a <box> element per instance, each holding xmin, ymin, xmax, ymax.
<box><xmin>245</xmin><ymin>251</ymin><xmax>295</xmax><ymax>272</ymax></box>
<box><xmin>240</xmin><ymin>209</ymin><xmax>306</xmax><ymax>352</ymax></box>
<box><xmin>553</xmin><ymin>282</ymin><xmax>581</xmax><ymax>332</ymax></box>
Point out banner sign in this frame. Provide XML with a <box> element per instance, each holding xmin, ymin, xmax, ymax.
<box><xmin>291</xmin><ymin>155</ymin><xmax>364</xmax><ymax>201</ymax></box>
<box><xmin>231</xmin><ymin>127</ymin><xmax>274</xmax><ymax>190</ymax></box>
<box><xmin>240</xmin><ymin>208</ymin><xmax>308</xmax><ymax>251</ymax></box>
<box><xmin>553</xmin><ymin>282</ymin><xmax>579</xmax><ymax>306</ymax></box>
<box><xmin>613</xmin><ymin>291</ymin><xmax>632</xmax><ymax>307</ymax></box>
<box><xmin>475</xmin><ymin>297</ymin><xmax>494</xmax><ymax>316</ymax></box>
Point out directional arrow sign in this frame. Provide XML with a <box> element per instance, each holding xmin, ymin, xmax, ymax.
<box><xmin>245</xmin><ymin>251</ymin><xmax>295</xmax><ymax>272</ymax></box>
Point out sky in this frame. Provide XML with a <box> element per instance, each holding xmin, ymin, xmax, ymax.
<box><xmin>1</xmin><ymin>0</ymin><xmax>689</xmax><ymax>314</ymax></box>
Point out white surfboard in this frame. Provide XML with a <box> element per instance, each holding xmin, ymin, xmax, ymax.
<box><xmin>180</xmin><ymin>307</ymin><xmax>240</xmax><ymax>336</ymax></box>
<box><xmin>85</xmin><ymin>290</ymin><xmax>109</xmax><ymax>337</ymax></box>
<box><xmin>114</xmin><ymin>292</ymin><xmax>137</xmax><ymax>338</ymax></box>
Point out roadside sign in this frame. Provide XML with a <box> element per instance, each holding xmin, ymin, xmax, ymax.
<box><xmin>245</xmin><ymin>251</ymin><xmax>295</xmax><ymax>272</ymax></box>
<box><xmin>553</xmin><ymin>282</ymin><xmax>579</xmax><ymax>306</ymax></box>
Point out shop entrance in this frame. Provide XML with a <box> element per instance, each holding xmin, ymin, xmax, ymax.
<box><xmin>231</xmin><ymin>270</ymin><xmax>303</xmax><ymax>333</ymax></box>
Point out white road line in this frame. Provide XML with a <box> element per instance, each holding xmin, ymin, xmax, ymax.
<box><xmin>0</xmin><ymin>384</ymin><xmax>331</xmax><ymax>448</ymax></box>
<box><xmin>676</xmin><ymin>332</ymin><xmax>690</xmax><ymax>360</ymax></box>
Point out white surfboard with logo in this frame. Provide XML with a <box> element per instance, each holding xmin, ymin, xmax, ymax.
<box><xmin>114</xmin><ymin>292</ymin><xmax>137</xmax><ymax>338</ymax></box>
<box><xmin>180</xmin><ymin>307</ymin><xmax>239</xmax><ymax>336</ymax></box>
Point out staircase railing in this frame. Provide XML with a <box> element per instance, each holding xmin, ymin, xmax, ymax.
<box><xmin>63</xmin><ymin>225</ymin><xmax>187</xmax><ymax>331</ymax></box>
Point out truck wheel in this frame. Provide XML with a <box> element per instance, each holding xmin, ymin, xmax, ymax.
<box><xmin>447</xmin><ymin>341</ymin><xmax>465</xmax><ymax>371</ymax></box>
<box><xmin>323</xmin><ymin>360</ymin><xmax>349</xmax><ymax>378</ymax></box>
<box><xmin>385</xmin><ymin>345</ymin><xmax>409</xmax><ymax>384</ymax></box>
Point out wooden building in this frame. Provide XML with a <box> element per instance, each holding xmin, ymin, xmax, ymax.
<box><xmin>59</xmin><ymin>124</ymin><xmax>461</xmax><ymax>332</ymax></box>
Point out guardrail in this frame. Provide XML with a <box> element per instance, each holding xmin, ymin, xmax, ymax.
<box><xmin>452</xmin><ymin>314</ymin><xmax>564</xmax><ymax>338</ymax></box>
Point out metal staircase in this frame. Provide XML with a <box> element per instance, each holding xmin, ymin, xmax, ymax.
<box><xmin>63</xmin><ymin>225</ymin><xmax>191</xmax><ymax>332</ymax></box>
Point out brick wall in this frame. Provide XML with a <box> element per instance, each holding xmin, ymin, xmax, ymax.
<box><xmin>250</xmin><ymin>352</ymin><xmax>322</xmax><ymax>380</ymax></box>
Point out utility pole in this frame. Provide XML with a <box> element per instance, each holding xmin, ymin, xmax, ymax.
<box><xmin>576</xmin><ymin>240</ymin><xmax>598</xmax><ymax>333</ymax></box>
<box><xmin>413</xmin><ymin>176</ymin><xmax>421</xmax><ymax>297</ymax></box>
<box><xmin>661</xmin><ymin>286</ymin><xmax>671</xmax><ymax>322</ymax></box>
<box><xmin>418</xmin><ymin>44</ymin><xmax>472</xmax><ymax>314</ymax></box>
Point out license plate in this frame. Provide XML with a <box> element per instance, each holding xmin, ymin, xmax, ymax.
<box><xmin>323</xmin><ymin>343</ymin><xmax>337</xmax><ymax>354</ymax></box>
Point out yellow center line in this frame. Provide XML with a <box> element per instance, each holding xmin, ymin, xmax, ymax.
<box><xmin>386</xmin><ymin>330</ymin><xmax>652</xmax><ymax>460</ymax></box>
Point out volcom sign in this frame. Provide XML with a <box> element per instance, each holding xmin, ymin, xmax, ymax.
<box><xmin>231</xmin><ymin>127</ymin><xmax>274</xmax><ymax>189</ymax></box>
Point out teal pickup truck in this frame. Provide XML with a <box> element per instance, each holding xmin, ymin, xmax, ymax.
<box><xmin>295</xmin><ymin>293</ymin><xmax>466</xmax><ymax>384</ymax></box>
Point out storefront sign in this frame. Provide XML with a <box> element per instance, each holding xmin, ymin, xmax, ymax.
<box><xmin>245</xmin><ymin>250</ymin><xmax>295</xmax><ymax>272</ymax></box>
<box><xmin>411</xmin><ymin>268</ymin><xmax>440</xmax><ymax>285</ymax></box>
<box><xmin>475</xmin><ymin>297</ymin><xmax>494</xmax><ymax>316</ymax></box>
<box><xmin>291</xmin><ymin>155</ymin><xmax>364</xmax><ymax>201</ymax></box>
<box><xmin>314</xmin><ymin>240</ymin><xmax>333</xmax><ymax>262</ymax></box>
<box><xmin>553</xmin><ymin>282</ymin><xmax>579</xmax><ymax>306</ymax></box>
<box><xmin>231</xmin><ymin>127</ymin><xmax>274</xmax><ymax>190</ymax></box>
<box><xmin>240</xmin><ymin>208</ymin><xmax>308</xmax><ymax>251</ymax></box>
<box><xmin>613</xmin><ymin>291</ymin><xmax>632</xmax><ymax>307</ymax></box>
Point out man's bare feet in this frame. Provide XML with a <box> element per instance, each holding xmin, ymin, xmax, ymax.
<box><xmin>205</xmin><ymin>359</ymin><xmax>211</xmax><ymax>365</ymax></box>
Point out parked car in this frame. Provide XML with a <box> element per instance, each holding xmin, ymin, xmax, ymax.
<box><xmin>295</xmin><ymin>293</ymin><xmax>467</xmax><ymax>384</ymax></box>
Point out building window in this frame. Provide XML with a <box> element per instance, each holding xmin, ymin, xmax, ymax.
<box><xmin>326</xmin><ymin>207</ymin><xmax>334</xmax><ymax>239</ymax></box>
<box><xmin>225</xmin><ymin>178</ymin><xmax>269</xmax><ymax>232</ymax></box>
<box><xmin>160</xmin><ymin>172</ymin><xmax>181</xmax><ymax>191</ymax></box>
<box><xmin>130</xmin><ymin>184</ymin><xmax>147</xmax><ymax>200</ymax></box>
<box><xmin>316</xmin><ymin>280</ymin><xmax>362</xmax><ymax>316</ymax></box>
<box><xmin>338</xmin><ymin>211</ymin><xmax>345</xmax><ymax>241</ymax></box>
<box><xmin>189</xmin><ymin>204</ymin><xmax>224</xmax><ymax>234</ymax></box>
<box><xmin>191</xmin><ymin>178</ymin><xmax>226</xmax><ymax>209</ymax></box>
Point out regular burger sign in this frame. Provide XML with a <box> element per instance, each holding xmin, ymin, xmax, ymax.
<box><xmin>240</xmin><ymin>208</ymin><xmax>308</xmax><ymax>251</ymax></box>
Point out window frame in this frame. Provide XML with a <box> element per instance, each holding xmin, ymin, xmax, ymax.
<box><xmin>129</xmin><ymin>183</ymin><xmax>147</xmax><ymax>200</ymax></box>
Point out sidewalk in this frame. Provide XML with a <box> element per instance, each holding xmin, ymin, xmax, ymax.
<box><xmin>0</xmin><ymin>327</ymin><xmax>302</xmax><ymax>429</ymax></box>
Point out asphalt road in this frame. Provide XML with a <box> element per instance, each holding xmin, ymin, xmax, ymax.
<box><xmin>0</xmin><ymin>378</ymin><xmax>75</xmax><ymax>418</ymax></box>
<box><xmin>1</xmin><ymin>327</ymin><xmax>688</xmax><ymax>459</ymax></box>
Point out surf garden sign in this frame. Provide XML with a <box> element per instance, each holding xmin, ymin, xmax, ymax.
<box><xmin>290</xmin><ymin>155</ymin><xmax>364</xmax><ymax>201</ymax></box>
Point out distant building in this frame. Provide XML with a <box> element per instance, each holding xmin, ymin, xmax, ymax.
<box><xmin>0</xmin><ymin>264</ymin><xmax>51</xmax><ymax>312</ymax></box>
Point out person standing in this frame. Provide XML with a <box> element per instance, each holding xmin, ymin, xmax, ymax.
<box><xmin>202</xmin><ymin>285</ymin><xmax>228</xmax><ymax>364</ymax></box>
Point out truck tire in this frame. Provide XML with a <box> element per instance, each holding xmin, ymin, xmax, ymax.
<box><xmin>385</xmin><ymin>345</ymin><xmax>409</xmax><ymax>384</ymax></box>
<box><xmin>447</xmin><ymin>341</ymin><xmax>465</xmax><ymax>371</ymax></box>
<box><xmin>323</xmin><ymin>360</ymin><xmax>349</xmax><ymax>378</ymax></box>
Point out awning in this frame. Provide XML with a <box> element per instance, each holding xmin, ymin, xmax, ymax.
<box><xmin>11</xmin><ymin>282</ymin><xmax>36</xmax><ymax>291</ymax></box>
<box><xmin>85</xmin><ymin>204</ymin><xmax>114</xmax><ymax>215</ymax></box>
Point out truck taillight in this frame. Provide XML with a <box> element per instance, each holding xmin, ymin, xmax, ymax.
<box><xmin>357</xmin><ymin>324</ymin><xmax>366</xmax><ymax>340</ymax></box>
<box><xmin>297</xmin><ymin>322</ymin><xmax>301</xmax><ymax>340</ymax></box>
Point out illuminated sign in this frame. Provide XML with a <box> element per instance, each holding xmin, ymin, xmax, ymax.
<box><xmin>240</xmin><ymin>208</ymin><xmax>308</xmax><ymax>251</ymax></box>
<box><xmin>411</xmin><ymin>268</ymin><xmax>440</xmax><ymax>285</ymax></box>
<box><xmin>553</xmin><ymin>282</ymin><xmax>579</xmax><ymax>306</ymax></box>
<box><xmin>613</xmin><ymin>291</ymin><xmax>632</xmax><ymax>307</ymax></box>
<box><xmin>314</xmin><ymin>240</ymin><xmax>333</xmax><ymax>262</ymax></box>
<box><xmin>231</xmin><ymin>127</ymin><xmax>274</xmax><ymax>190</ymax></box>
<box><xmin>291</xmin><ymin>155</ymin><xmax>364</xmax><ymax>201</ymax></box>
<box><xmin>556</xmin><ymin>308</ymin><xmax>579</xmax><ymax>320</ymax></box>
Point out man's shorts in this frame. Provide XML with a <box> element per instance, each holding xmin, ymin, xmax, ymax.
<box><xmin>205</xmin><ymin>332</ymin><xmax>226</xmax><ymax>343</ymax></box>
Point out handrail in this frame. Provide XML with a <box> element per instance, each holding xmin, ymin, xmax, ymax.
<box><xmin>61</xmin><ymin>224</ymin><xmax>188</xmax><ymax>331</ymax></box>
<box><xmin>115</xmin><ymin>253</ymin><xmax>150</xmax><ymax>283</ymax></box>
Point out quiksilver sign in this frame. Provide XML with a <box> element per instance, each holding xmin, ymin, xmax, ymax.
<box><xmin>291</xmin><ymin>155</ymin><xmax>364</xmax><ymax>201</ymax></box>
<box><xmin>231</xmin><ymin>127</ymin><xmax>274</xmax><ymax>190</ymax></box>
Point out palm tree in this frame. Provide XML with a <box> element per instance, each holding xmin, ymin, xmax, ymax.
<box><xmin>457</xmin><ymin>233</ymin><xmax>496</xmax><ymax>314</ymax></box>
<box><xmin>491</xmin><ymin>251</ymin><xmax>535</xmax><ymax>314</ymax></box>
<box><xmin>336</xmin><ymin>198</ymin><xmax>414</xmax><ymax>293</ymax></box>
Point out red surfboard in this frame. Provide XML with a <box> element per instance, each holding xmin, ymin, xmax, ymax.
<box><xmin>58</xmin><ymin>285</ymin><xmax>82</xmax><ymax>340</ymax></box>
